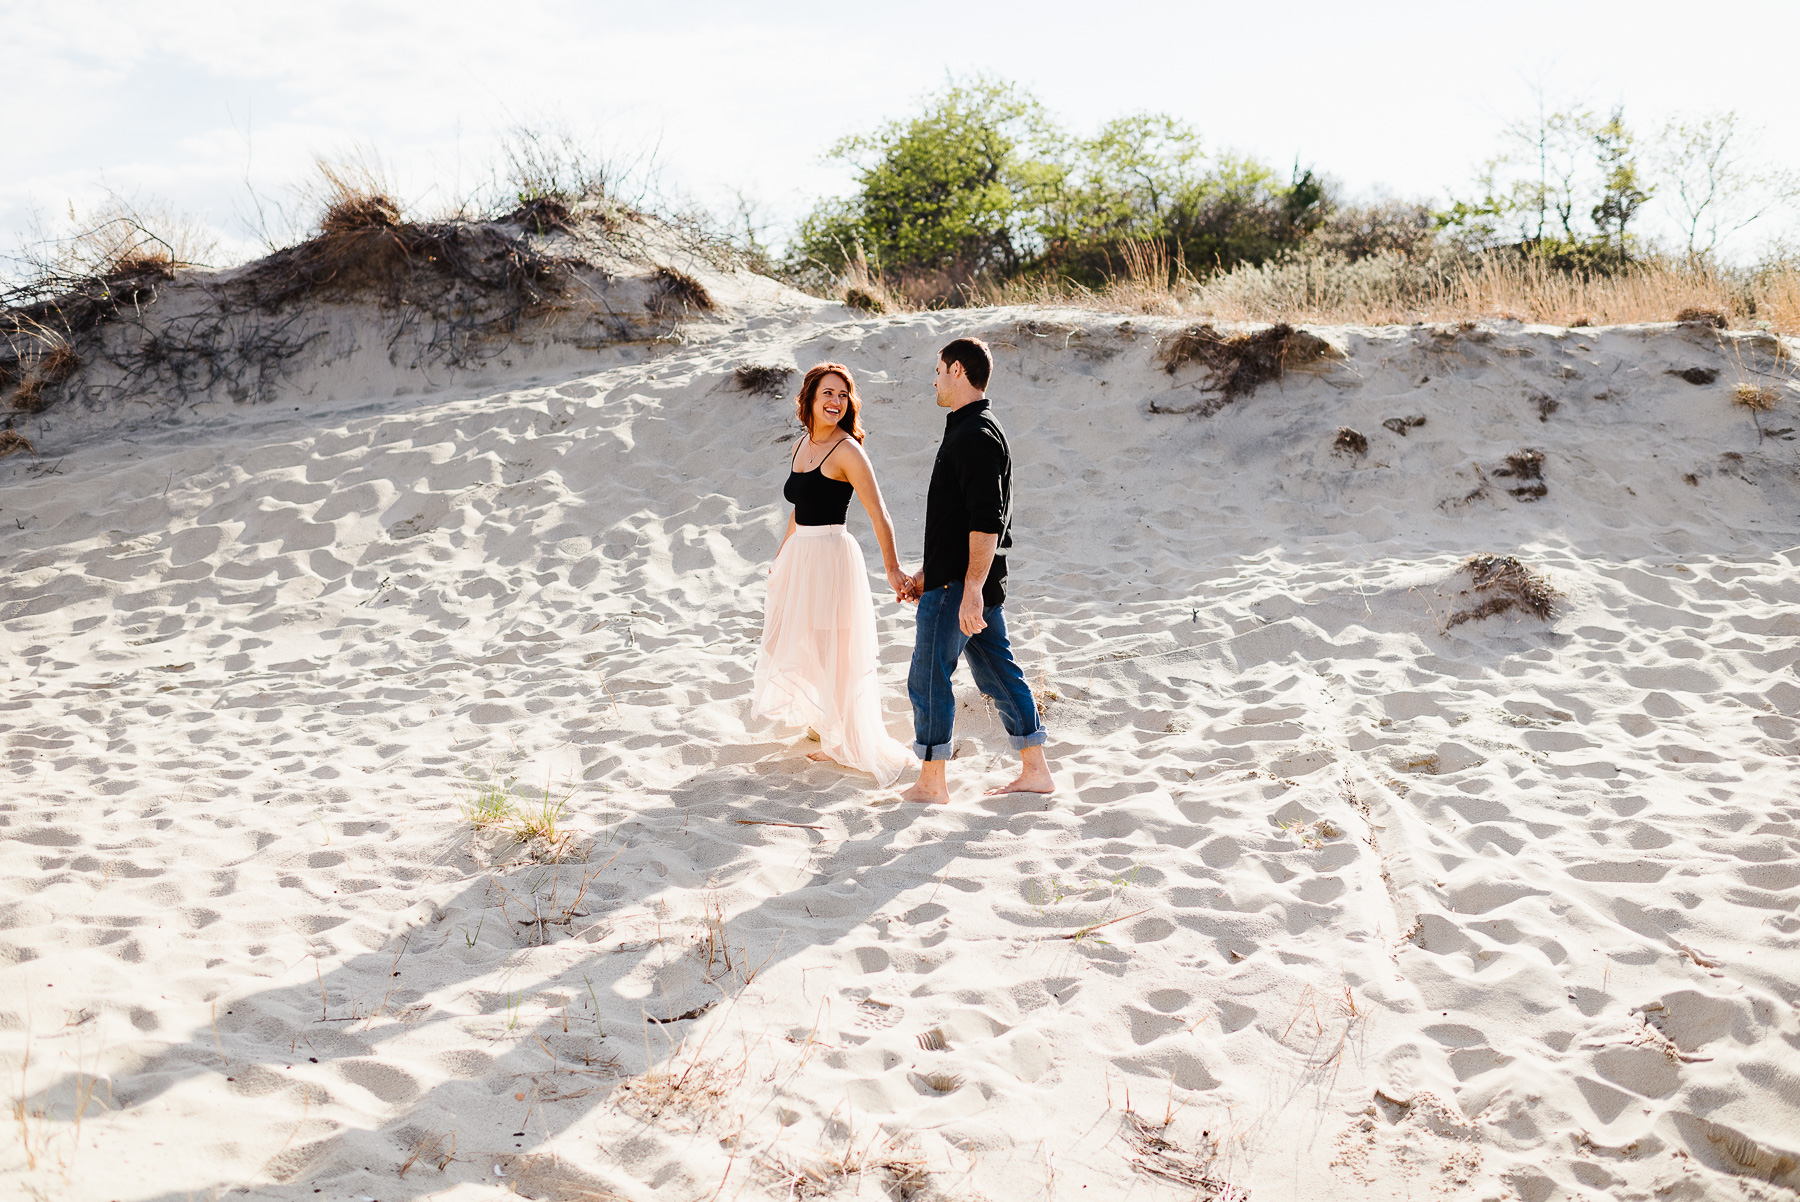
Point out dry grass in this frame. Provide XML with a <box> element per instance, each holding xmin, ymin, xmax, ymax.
<box><xmin>963</xmin><ymin>251</ymin><xmax>1800</xmax><ymax>334</ymax></box>
<box><xmin>836</xmin><ymin>253</ymin><xmax>895</xmax><ymax>314</ymax></box>
<box><xmin>732</xmin><ymin>363</ymin><xmax>791</xmax><ymax>397</ymax></box>
<box><xmin>761</xmin><ymin>1133</ymin><xmax>929</xmax><ymax>1200</ymax></box>
<box><xmin>1334</xmin><ymin>426</ymin><xmax>1368</xmax><ymax>456</ymax></box>
<box><xmin>1676</xmin><ymin>306</ymin><xmax>1728</xmax><ymax>328</ymax></box>
<box><xmin>1445</xmin><ymin>553</ymin><xmax>1559</xmax><ymax>630</ymax></box>
<box><xmin>0</xmin><ymin>430</ymin><xmax>33</xmax><ymax>458</ymax></box>
<box><xmin>1734</xmin><ymin>381</ymin><xmax>1780</xmax><ymax>411</ymax></box>
<box><xmin>19</xmin><ymin>194</ymin><xmax>216</xmax><ymax>285</ymax></box>
<box><xmin>646</xmin><ymin>267</ymin><xmax>714</xmax><ymax>319</ymax></box>
<box><xmin>1192</xmin><ymin>252</ymin><xmax>1800</xmax><ymax>333</ymax></box>
<box><xmin>611</xmin><ymin>1048</ymin><xmax>742</xmax><ymax>1127</ymax></box>
<box><xmin>1119</xmin><ymin>1109</ymin><xmax>1246</xmax><ymax>1199</ymax></box>
<box><xmin>4</xmin><ymin>339</ymin><xmax>83</xmax><ymax>414</ymax></box>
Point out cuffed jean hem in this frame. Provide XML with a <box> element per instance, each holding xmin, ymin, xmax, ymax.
<box><xmin>908</xmin><ymin>581</ymin><xmax>1045</xmax><ymax>757</ymax></box>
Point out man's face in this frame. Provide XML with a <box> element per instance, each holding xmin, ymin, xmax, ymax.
<box><xmin>933</xmin><ymin>357</ymin><xmax>956</xmax><ymax>408</ymax></box>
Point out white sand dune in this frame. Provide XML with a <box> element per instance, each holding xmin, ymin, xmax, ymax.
<box><xmin>3</xmin><ymin>271</ymin><xmax>1798</xmax><ymax>1202</ymax></box>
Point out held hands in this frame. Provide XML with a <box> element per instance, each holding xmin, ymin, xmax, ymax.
<box><xmin>888</xmin><ymin>566</ymin><xmax>923</xmax><ymax>603</ymax></box>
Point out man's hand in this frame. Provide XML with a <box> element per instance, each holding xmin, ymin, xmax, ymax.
<box><xmin>886</xmin><ymin>565</ymin><xmax>915</xmax><ymax>602</ymax></box>
<box><xmin>958</xmin><ymin>588</ymin><xmax>986</xmax><ymax>636</ymax></box>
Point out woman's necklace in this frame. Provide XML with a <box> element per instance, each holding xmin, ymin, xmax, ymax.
<box><xmin>800</xmin><ymin>429</ymin><xmax>840</xmax><ymax>469</ymax></box>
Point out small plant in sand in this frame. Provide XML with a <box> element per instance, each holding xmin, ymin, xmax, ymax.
<box><xmin>460</xmin><ymin>767</ymin><xmax>519</xmax><ymax>830</ymax></box>
<box><xmin>512</xmin><ymin>787</ymin><xmax>571</xmax><ymax>849</ymax></box>
<box><xmin>460</xmin><ymin>763</ymin><xmax>580</xmax><ymax>848</ymax></box>
<box><xmin>1277</xmin><ymin>818</ymin><xmax>1343</xmax><ymax>849</ymax></box>
<box><xmin>1734</xmin><ymin>381</ymin><xmax>1782</xmax><ymax>440</ymax></box>
<box><xmin>1734</xmin><ymin>381</ymin><xmax>1779</xmax><ymax>410</ymax></box>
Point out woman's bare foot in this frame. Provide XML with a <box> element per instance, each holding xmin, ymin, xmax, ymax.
<box><xmin>981</xmin><ymin>747</ymin><xmax>1056</xmax><ymax>796</ymax></box>
<box><xmin>805</xmin><ymin>750</ymin><xmax>836</xmax><ymax>764</ymax></box>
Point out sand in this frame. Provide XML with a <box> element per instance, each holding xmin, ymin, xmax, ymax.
<box><xmin>3</xmin><ymin>258</ymin><xmax>1799</xmax><ymax>1201</ymax></box>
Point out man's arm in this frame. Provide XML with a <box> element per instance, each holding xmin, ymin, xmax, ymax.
<box><xmin>959</xmin><ymin>531</ymin><xmax>998</xmax><ymax>635</ymax></box>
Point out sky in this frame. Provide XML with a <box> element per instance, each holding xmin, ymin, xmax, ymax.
<box><xmin>6</xmin><ymin>0</ymin><xmax>1799</xmax><ymax>273</ymax></box>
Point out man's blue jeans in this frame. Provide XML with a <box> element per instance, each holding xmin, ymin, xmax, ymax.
<box><xmin>908</xmin><ymin>581</ymin><xmax>1047</xmax><ymax>761</ymax></box>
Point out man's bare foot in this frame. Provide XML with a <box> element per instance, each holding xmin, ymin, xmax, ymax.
<box><xmin>982</xmin><ymin>770</ymin><xmax>1055</xmax><ymax>796</ymax></box>
<box><xmin>805</xmin><ymin>750</ymin><xmax>836</xmax><ymax>764</ymax></box>
<box><xmin>900</xmin><ymin>760</ymin><xmax>951</xmax><ymax>804</ymax></box>
<box><xmin>982</xmin><ymin>746</ymin><xmax>1056</xmax><ymax>796</ymax></box>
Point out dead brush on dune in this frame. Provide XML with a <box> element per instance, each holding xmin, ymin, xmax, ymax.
<box><xmin>4</xmin><ymin>340</ymin><xmax>84</xmax><ymax>414</ymax></box>
<box><xmin>503</xmin><ymin>195</ymin><xmax>579</xmax><ymax>236</ymax></box>
<box><xmin>732</xmin><ymin>363</ymin><xmax>791</xmax><ymax>397</ymax></box>
<box><xmin>646</xmin><ymin>267</ymin><xmax>714</xmax><ymax>319</ymax></box>
<box><xmin>0</xmin><ymin>430</ymin><xmax>33</xmax><ymax>458</ymax></box>
<box><xmin>1444</xmin><ymin>553</ymin><xmax>1558</xmax><ymax>630</ymax></box>
<box><xmin>1155</xmin><ymin>322</ymin><xmax>1333</xmax><ymax>413</ymax></box>
<box><xmin>233</xmin><ymin>164</ymin><xmax>572</xmax><ymax>333</ymax></box>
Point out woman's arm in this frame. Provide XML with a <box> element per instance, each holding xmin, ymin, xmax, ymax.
<box><xmin>834</xmin><ymin>442</ymin><xmax>911</xmax><ymax>598</ymax></box>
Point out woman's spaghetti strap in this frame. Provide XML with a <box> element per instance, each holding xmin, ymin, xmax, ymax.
<box><xmin>793</xmin><ymin>437</ymin><xmax>848</xmax><ymax>474</ymax></box>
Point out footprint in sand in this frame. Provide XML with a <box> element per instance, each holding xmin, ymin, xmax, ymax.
<box><xmin>854</xmin><ymin>997</ymin><xmax>904</xmax><ymax>1030</ymax></box>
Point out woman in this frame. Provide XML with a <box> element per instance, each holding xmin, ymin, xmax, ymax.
<box><xmin>751</xmin><ymin>363</ymin><xmax>912</xmax><ymax>786</ymax></box>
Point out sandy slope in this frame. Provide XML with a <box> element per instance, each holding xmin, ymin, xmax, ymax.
<box><xmin>2</xmin><ymin>298</ymin><xmax>1798</xmax><ymax>1202</ymax></box>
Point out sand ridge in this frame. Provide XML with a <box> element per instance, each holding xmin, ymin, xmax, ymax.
<box><xmin>2</xmin><ymin>305</ymin><xmax>1798</xmax><ymax>1200</ymax></box>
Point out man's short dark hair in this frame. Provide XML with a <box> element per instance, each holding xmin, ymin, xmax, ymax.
<box><xmin>939</xmin><ymin>337</ymin><xmax>993</xmax><ymax>390</ymax></box>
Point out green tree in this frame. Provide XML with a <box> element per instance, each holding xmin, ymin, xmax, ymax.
<box><xmin>791</xmin><ymin>79</ymin><xmax>1055</xmax><ymax>280</ymax></box>
<box><xmin>1589</xmin><ymin>107</ymin><xmax>1651</xmax><ymax>265</ymax></box>
<box><xmin>792</xmin><ymin>80</ymin><xmax>1326</xmax><ymax>297</ymax></box>
<box><xmin>1033</xmin><ymin>118</ymin><xmax>1316</xmax><ymax>284</ymax></box>
<box><xmin>1440</xmin><ymin>97</ymin><xmax>1593</xmax><ymax>257</ymax></box>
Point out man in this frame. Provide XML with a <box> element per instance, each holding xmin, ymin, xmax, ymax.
<box><xmin>898</xmin><ymin>337</ymin><xmax>1056</xmax><ymax>803</ymax></box>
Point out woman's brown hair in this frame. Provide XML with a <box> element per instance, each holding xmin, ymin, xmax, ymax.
<box><xmin>794</xmin><ymin>362</ymin><xmax>866</xmax><ymax>443</ymax></box>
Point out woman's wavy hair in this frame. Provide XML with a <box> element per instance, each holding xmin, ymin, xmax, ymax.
<box><xmin>794</xmin><ymin>362</ymin><xmax>866</xmax><ymax>443</ymax></box>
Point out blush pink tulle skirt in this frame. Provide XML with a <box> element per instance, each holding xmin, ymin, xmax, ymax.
<box><xmin>752</xmin><ymin>525</ymin><xmax>911</xmax><ymax>786</ymax></box>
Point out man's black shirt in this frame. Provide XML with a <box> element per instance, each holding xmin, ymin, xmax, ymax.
<box><xmin>922</xmin><ymin>398</ymin><xmax>1013</xmax><ymax>606</ymax></box>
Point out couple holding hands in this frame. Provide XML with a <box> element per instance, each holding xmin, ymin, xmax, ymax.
<box><xmin>750</xmin><ymin>337</ymin><xmax>1056</xmax><ymax>802</ymax></box>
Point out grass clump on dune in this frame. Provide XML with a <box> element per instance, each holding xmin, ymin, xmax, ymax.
<box><xmin>732</xmin><ymin>363</ymin><xmax>791</xmax><ymax>397</ymax></box>
<box><xmin>1445</xmin><ymin>554</ymin><xmax>1559</xmax><ymax>630</ymax></box>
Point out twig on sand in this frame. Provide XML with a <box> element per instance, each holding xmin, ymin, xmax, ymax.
<box><xmin>1055</xmin><ymin>908</ymin><xmax>1151</xmax><ymax>941</ymax></box>
<box><xmin>735</xmin><ymin>818</ymin><xmax>826</xmax><ymax>831</ymax></box>
<box><xmin>1120</xmin><ymin>1109</ymin><xmax>1247</xmax><ymax>1199</ymax></box>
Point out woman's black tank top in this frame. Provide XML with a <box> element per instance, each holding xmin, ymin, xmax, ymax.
<box><xmin>785</xmin><ymin>440</ymin><xmax>854</xmax><ymax>526</ymax></box>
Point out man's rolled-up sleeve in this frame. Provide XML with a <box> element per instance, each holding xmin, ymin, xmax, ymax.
<box><xmin>957</xmin><ymin>433</ymin><xmax>1006</xmax><ymax>534</ymax></box>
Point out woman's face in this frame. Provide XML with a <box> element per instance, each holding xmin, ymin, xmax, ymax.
<box><xmin>814</xmin><ymin>373</ymin><xmax>851</xmax><ymax>429</ymax></box>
